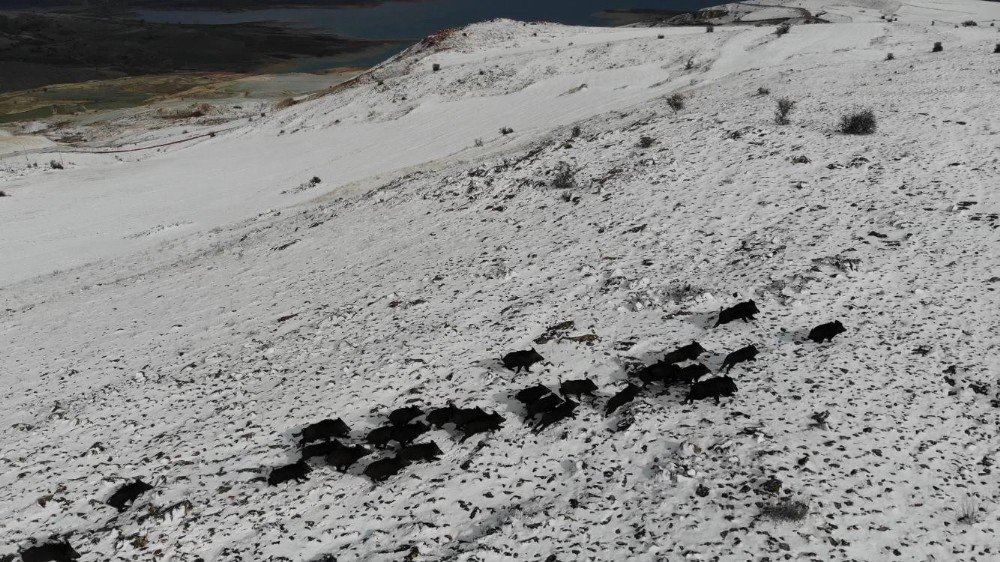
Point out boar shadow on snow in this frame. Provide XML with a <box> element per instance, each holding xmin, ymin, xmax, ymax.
<box><xmin>107</xmin><ymin>479</ymin><xmax>154</xmax><ymax>512</ymax></box>
<box><xmin>364</xmin><ymin>456</ymin><xmax>410</xmax><ymax>483</ymax></box>
<box><xmin>398</xmin><ymin>441</ymin><xmax>444</xmax><ymax>463</ymax></box>
<box><xmin>20</xmin><ymin>541</ymin><xmax>81</xmax><ymax>562</ymax></box>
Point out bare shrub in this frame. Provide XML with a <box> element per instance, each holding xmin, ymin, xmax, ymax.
<box><xmin>761</xmin><ymin>501</ymin><xmax>809</xmax><ymax>522</ymax></box>
<box><xmin>432</xmin><ymin>63</ymin><xmax>441</xmax><ymax>71</ymax></box>
<box><xmin>685</xmin><ymin>57</ymin><xmax>695</xmax><ymax>70</ymax></box>
<box><xmin>50</xmin><ymin>160</ymin><xmax>64</xmax><ymax>170</ymax></box>
<box><xmin>757</xmin><ymin>86</ymin><xmax>771</xmax><ymax>96</ymax></box>
<box><xmin>994</xmin><ymin>43</ymin><xmax>1000</xmax><ymax>54</ymax></box>
<box><xmin>775</xmin><ymin>22</ymin><xmax>791</xmax><ymax>36</ymax></box>
<box><xmin>275</xmin><ymin>97</ymin><xmax>297</xmax><ymax>110</ymax></box>
<box><xmin>667</xmin><ymin>93</ymin><xmax>685</xmax><ymax>112</ymax></box>
<box><xmin>885</xmin><ymin>52</ymin><xmax>895</xmax><ymax>60</ymax></box>
<box><xmin>962</xmin><ymin>20</ymin><xmax>978</xmax><ymax>26</ymax></box>
<box><xmin>958</xmin><ymin>497</ymin><xmax>980</xmax><ymax>524</ymax></box>
<box><xmin>552</xmin><ymin>161</ymin><xmax>577</xmax><ymax>189</ymax></box>
<box><xmin>638</xmin><ymin>136</ymin><xmax>656</xmax><ymax>149</ymax></box>
<box><xmin>706</xmin><ymin>24</ymin><xmax>715</xmax><ymax>33</ymax></box>
<box><xmin>774</xmin><ymin>97</ymin><xmax>795</xmax><ymax>125</ymax></box>
<box><xmin>839</xmin><ymin>108</ymin><xmax>877</xmax><ymax>135</ymax></box>
<box><xmin>932</xmin><ymin>41</ymin><xmax>943</xmax><ymax>52</ymax></box>
<box><xmin>571</xmin><ymin>125</ymin><xmax>582</xmax><ymax>138</ymax></box>
<box><xmin>500</xmin><ymin>127</ymin><xmax>514</xmax><ymax>135</ymax></box>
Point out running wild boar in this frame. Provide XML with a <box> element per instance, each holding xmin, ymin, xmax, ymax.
<box><xmin>721</xmin><ymin>344</ymin><xmax>759</xmax><ymax>372</ymax></box>
<box><xmin>502</xmin><ymin>349</ymin><xmax>544</xmax><ymax>373</ymax></box>
<box><xmin>714</xmin><ymin>300</ymin><xmax>760</xmax><ymax>327</ymax></box>
<box><xmin>684</xmin><ymin>376</ymin><xmax>738</xmax><ymax>405</ymax></box>
<box><xmin>808</xmin><ymin>321</ymin><xmax>846</xmax><ymax>343</ymax></box>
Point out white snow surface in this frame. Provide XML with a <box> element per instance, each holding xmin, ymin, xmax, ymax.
<box><xmin>3</xmin><ymin>3</ymin><xmax>1000</xmax><ymax>560</ymax></box>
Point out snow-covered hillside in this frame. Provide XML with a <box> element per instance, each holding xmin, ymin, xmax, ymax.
<box><xmin>3</xmin><ymin>0</ymin><xmax>1000</xmax><ymax>560</ymax></box>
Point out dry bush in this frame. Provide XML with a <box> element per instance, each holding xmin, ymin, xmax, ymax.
<box><xmin>760</xmin><ymin>501</ymin><xmax>809</xmax><ymax>521</ymax></box>
<box><xmin>774</xmin><ymin>97</ymin><xmax>795</xmax><ymax>125</ymax></box>
<box><xmin>667</xmin><ymin>93</ymin><xmax>685</xmax><ymax>112</ymax></box>
<box><xmin>839</xmin><ymin>108</ymin><xmax>877</xmax><ymax>135</ymax></box>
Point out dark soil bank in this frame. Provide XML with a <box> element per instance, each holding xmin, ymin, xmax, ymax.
<box><xmin>0</xmin><ymin>11</ymin><xmax>386</xmax><ymax>92</ymax></box>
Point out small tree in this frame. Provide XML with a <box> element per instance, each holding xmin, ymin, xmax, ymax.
<box><xmin>667</xmin><ymin>93</ymin><xmax>685</xmax><ymax>112</ymax></box>
<box><xmin>839</xmin><ymin>108</ymin><xmax>877</xmax><ymax>135</ymax></box>
<box><xmin>994</xmin><ymin>43</ymin><xmax>1000</xmax><ymax>54</ymax></box>
<box><xmin>552</xmin><ymin>161</ymin><xmax>577</xmax><ymax>189</ymax></box>
<box><xmin>571</xmin><ymin>125</ymin><xmax>582</xmax><ymax>138</ymax></box>
<box><xmin>885</xmin><ymin>52</ymin><xmax>895</xmax><ymax>60</ymax></box>
<box><xmin>933</xmin><ymin>41</ymin><xmax>943</xmax><ymax>52</ymax></box>
<box><xmin>774</xmin><ymin>97</ymin><xmax>795</xmax><ymax>125</ymax></box>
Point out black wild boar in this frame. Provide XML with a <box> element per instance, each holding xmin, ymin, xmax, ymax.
<box><xmin>502</xmin><ymin>349</ymin><xmax>544</xmax><ymax>373</ymax></box>
<box><xmin>633</xmin><ymin>361</ymin><xmax>681</xmax><ymax>387</ymax></box>
<box><xmin>452</xmin><ymin>406</ymin><xmax>491</xmax><ymax>428</ymax></box>
<box><xmin>267</xmin><ymin>460</ymin><xmax>311</xmax><ymax>486</ymax></box>
<box><xmin>324</xmin><ymin>443</ymin><xmax>371</xmax><ymax>472</ymax></box>
<box><xmin>721</xmin><ymin>345</ymin><xmax>759</xmax><ymax>372</ymax></box>
<box><xmin>388</xmin><ymin>405</ymin><xmax>424</xmax><ymax>426</ymax></box>
<box><xmin>606</xmin><ymin>383</ymin><xmax>641</xmax><ymax>416</ymax></box>
<box><xmin>559</xmin><ymin>378</ymin><xmax>598</xmax><ymax>398</ymax></box>
<box><xmin>364</xmin><ymin>456</ymin><xmax>409</xmax><ymax>482</ymax></box>
<box><xmin>662</xmin><ymin>341</ymin><xmax>707</xmax><ymax>364</ymax></box>
<box><xmin>808</xmin><ymin>321</ymin><xmax>846</xmax><ymax>343</ymax></box>
<box><xmin>300</xmin><ymin>440</ymin><xmax>345</xmax><ymax>460</ymax></box>
<box><xmin>391</xmin><ymin>422</ymin><xmax>430</xmax><ymax>446</ymax></box>
<box><xmin>674</xmin><ymin>363</ymin><xmax>711</xmax><ymax>384</ymax></box>
<box><xmin>514</xmin><ymin>384</ymin><xmax>553</xmax><ymax>405</ymax></box>
<box><xmin>107</xmin><ymin>479</ymin><xmax>154</xmax><ymax>512</ymax></box>
<box><xmin>534</xmin><ymin>400</ymin><xmax>578</xmax><ymax>432</ymax></box>
<box><xmin>366</xmin><ymin>425</ymin><xmax>396</xmax><ymax>448</ymax></box>
<box><xmin>714</xmin><ymin>300</ymin><xmax>760</xmax><ymax>327</ymax></box>
<box><xmin>525</xmin><ymin>393</ymin><xmax>562</xmax><ymax>420</ymax></box>
<box><xmin>398</xmin><ymin>441</ymin><xmax>444</xmax><ymax>462</ymax></box>
<box><xmin>20</xmin><ymin>541</ymin><xmax>80</xmax><ymax>562</ymax></box>
<box><xmin>426</xmin><ymin>404</ymin><xmax>458</xmax><ymax>428</ymax></box>
<box><xmin>684</xmin><ymin>376</ymin><xmax>738</xmax><ymax>405</ymax></box>
<box><xmin>298</xmin><ymin>418</ymin><xmax>351</xmax><ymax>446</ymax></box>
<box><xmin>460</xmin><ymin>412</ymin><xmax>504</xmax><ymax>442</ymax></box>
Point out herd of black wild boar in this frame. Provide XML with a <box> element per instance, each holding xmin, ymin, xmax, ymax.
<box><xmin>18</xmin><ymin>300</ymin><xmax>846</xmax><ymax>562</ymax></box>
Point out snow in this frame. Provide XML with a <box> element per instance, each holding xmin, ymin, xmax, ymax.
<box><xmin>3</xmin><ymin>2</ymin><xmax>1000</xmax><ymax>560</ymax></box>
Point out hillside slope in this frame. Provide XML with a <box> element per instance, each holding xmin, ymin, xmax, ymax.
<box><xmin>3</xmin><ymin>2</ymin><xmax>1000</xmax><ymax>560</ymax></box>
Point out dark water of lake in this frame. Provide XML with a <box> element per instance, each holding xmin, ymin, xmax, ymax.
<box><xmin>138</xmin><ymin>0</ymin><xmax>720</xmax><ymax>69</ymax></box>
